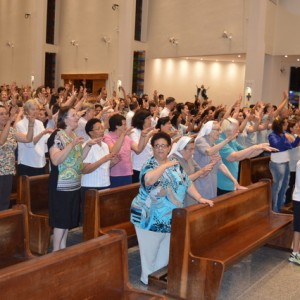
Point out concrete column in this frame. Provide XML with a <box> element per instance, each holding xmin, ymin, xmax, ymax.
<box><xmin>244</xmin><ymin>0</ymin><xmax>267</xmax><ymax>105</ymax></box>
<box><xmin>117</xmin><ymin>0</ymin><xmax>135</xmax><ymax>93</ymax></box>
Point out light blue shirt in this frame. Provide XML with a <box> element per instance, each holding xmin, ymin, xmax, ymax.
<box><xmin>216</xmin><ymin>133</ymin><xmax>244</xmax><ymax>191</ymax></box>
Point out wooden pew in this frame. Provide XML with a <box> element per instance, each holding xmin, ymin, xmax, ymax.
<box><xmin>0</xmin><ymin>205</ymin><xmax>35</xmax><ymax>269</ymax></box>
<box><xmin>0</xmin><ymin>230</ymin><xmax>166</xmax><ymax>300</ymax></box>
<box><xmin>239</xmin><ymin>156</ymin><xmax>272</xmax><ymax>186</ymax></box>
<box><xmin>17</xmin><ymin>174</ymin><xmax>51</xmax><ymax>255</ymax></box>
<box><xmin>83</xmin><ymin>183</ymin><xmax>140</xmax><ymax>248</ymax></box>
<box><xmin>10</xmin><ymin>158</ymin><xmax>50</xmax><ymax>203</ymax></box>
<box><xmin>149</xmin><ymin>181</ymin><xmax>293</xmax><ymax>300</ymax></box>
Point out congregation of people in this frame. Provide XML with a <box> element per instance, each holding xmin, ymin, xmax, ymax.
<box><xmin>2</xmin><ymin>81</ymin><xmax>300</xmax><ymax>283</ymax></box>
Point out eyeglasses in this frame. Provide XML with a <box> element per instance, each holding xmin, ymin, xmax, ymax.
<box><xmin>153</xmin><ymin>144</ymin><xmax>169</xmax><ymax>149</ymax></box>
<box><xmin>184</xmin><ymin>148</ymin><xmax>195</xmax><ymax>152</ymax></box>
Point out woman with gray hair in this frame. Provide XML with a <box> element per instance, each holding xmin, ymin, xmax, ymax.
<box><xmin>16</xmin><ymin>99</ymin><xmax>53</xmax><ymax>176</ymax></box>
<box><xmin>168</xmin><ymin>136</ymin><xmax>215</xmax><ymax>206</ymax></box>
<box><xmin>216</xmin><ymin>117</ymin><xmax>277</xmax><ymax>195</ymax></box>
<box><xmin>194</xmin><ymin>120</ymin><xmax>247</xmax><ymax>199</ymax></box>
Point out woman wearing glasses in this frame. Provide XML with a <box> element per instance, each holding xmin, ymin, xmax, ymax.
<box><xmin>194</xmin><ymin>120</ymin><xmax>244</xmax><ymax>199</ymax></box>
<box><xmin>168</xmin><ymin>136</ymin><xmax>216</xmax><ymax>206</ymax></box>
<box><xmin>130</xmin><ymin>131</ymin><xmax>213</xmax><ymax>285</ymax></box>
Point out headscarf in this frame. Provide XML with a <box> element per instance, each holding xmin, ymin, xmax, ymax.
<box><xmin>196</xmin><ymin>120</ymin><xmax>214</xmax><ymax>141</ymax></box>
<box><xmin>168</xmin><ymin>136</ymin><xmax>192</xmax><ymax>158</ymax></box>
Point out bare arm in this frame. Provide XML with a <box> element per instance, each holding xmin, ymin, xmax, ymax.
<box><xmin>187</xmin><ymin>183</ymin><xmax>214</xmax><ymax>206</ymax></box>
<box><xmin>49</xmin><ymin>136</ymin><xmax>84</xmax><ymax>166</ymax></box>
<box><xmin>144</xmin><ymin>160</ymin><xmax>179</xmax><ymax>186</ymax></box>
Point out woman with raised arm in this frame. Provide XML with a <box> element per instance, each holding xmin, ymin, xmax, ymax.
<box><xmin>0</xmin><ymin>106</ymin><xmax>35</xmax><ymax>210</ymax></box>
<box><xmin>268</xmin><ymin>117</ymin><xmax>300</xmax><ymax>213</ymax></box>
<box><xmin>169</xmin><ymin>136</ymin><xmax>216</xmax><ymax>206</ymax></box>
<box><xmin>103</xmin><ymin>113</ymin><xmax>152</xmax><ymax>187</ymax></box>
<box><xmin>47</xmin><ymin>106</ymin><xmax>95</xmax><ymax>251</ymax></box>
<box><xmin>130</xmin><ymin>131</ymin><xmax>213</xmax><ymax>285</ymax></box>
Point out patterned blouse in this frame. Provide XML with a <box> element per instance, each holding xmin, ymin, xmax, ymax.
<box><xmin>130</xmin><ymin>156</ymin><xmax>192</xmax><ymax>233</ymax></box>
<box><xmin>48</xmin><ymin>129</ymin><xmax>83</xmax><ymax>191</ymax></box>
<box><xmin>0</xmin><ymin>127</ymin><xmax>17</xmax><ymax>175</ymax></box>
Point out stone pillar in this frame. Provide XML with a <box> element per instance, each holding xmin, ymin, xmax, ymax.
<box><xmin>244</xmin><ymin>0</ymin><xmax>267</xmax><ymax>105</ymax></box>
<box><xmin>117</xmin><ymin>0</ymin><xmax>135</xmax><ymax>93</ymax></box>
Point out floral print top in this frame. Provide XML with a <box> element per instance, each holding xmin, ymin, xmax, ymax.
<box><xmin>130</xmin><ymin>156</ymin><xmax>191</xmax><ymax>233</ymax></box>
<box><xmin>0</xmin><ymin>127</ymin><xmax>17</xmax><ymax>175</ymax></box>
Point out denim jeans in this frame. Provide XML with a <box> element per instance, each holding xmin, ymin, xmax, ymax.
<box><xmin>269</xmin><ymin>161</ymin><xmax>290</xmax><ymax>213</ymax></box>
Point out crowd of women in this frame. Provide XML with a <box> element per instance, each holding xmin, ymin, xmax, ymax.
<box><xmin>1</xmin><ymin>81</ymin><xmax>300</xmax><ymax>279</ymax></box>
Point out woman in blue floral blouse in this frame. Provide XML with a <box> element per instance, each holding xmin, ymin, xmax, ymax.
<box><xmin>130</xmin><ymin>131</ymin><xmax>213</xmax><ymax>284</ymax></box>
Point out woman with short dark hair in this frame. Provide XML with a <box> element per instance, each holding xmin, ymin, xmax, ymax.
<box><xmin>268</xmin><ymin>117</ymin><xmax>300</xmax><ymax>212</ymax></box>
<box><xmin>130</xmin><ymin>109</ymin><xmax>155</xmax><ymax>183</ymax></box>
<box><xmin>103</xmin><ymin>113</ymin><xmax>152</xmax><ymax>187</ymax></box>
<box><xmin>130</xmin><ymin>131</ymin><xmax>213</xmax><ymax>285</ymax></box>
<box><xmin>47</xmin><ymin>106</ymin><xmax>94</xmax><ymax>251</ymax></box>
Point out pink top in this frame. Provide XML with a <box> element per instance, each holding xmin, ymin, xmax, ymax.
<box><xmin>103</xmin><ymin>131</ymin><xmax>134</xmax><ymax>176</ymax></box>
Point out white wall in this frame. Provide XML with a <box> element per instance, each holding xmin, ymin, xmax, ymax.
<box><xmin>146</xmin><ymin>0</ymin><xmax>246</xmax><ymax>59</ymax></box>
<box><xmin>144</xmin><ymin>58</ymin><xmax>245</xmax><ymax>105</ymax></box>
<box><xmin>0</xmin><ymin>0</ymin><xmax>300</xmax><ymax>104</ymax></box>
<box><xmin>0</xmin><ymin>0</ymin><xmax>47</xmax><ymax>87</ymax></box>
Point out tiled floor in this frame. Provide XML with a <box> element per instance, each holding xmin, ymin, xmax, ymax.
<box><xmin>60</xmin><ymin>227</ymin><xmax>300</xmax><ymax>299</ymax></box>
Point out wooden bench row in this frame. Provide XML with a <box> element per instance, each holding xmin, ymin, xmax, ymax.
<box><xmin>0</xmin><ymin>206</ymin><xmax>166</xmax><ymax>299</ymax></box>
<box><xmin>16</xmin><ymin>175</ymin><xmax>140</xmax><ymax>255</ymax></box>
<box><xmin>148</xmin><ymin>180</ymin><xmax>293</xmax><ymax>299</ymax></box>
<box><xmin>14</xmin><ymin>156</ymin><xmax>274</xmax><ymax>256</ymax></box>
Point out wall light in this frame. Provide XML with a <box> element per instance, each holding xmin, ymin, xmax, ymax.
<box><xmin>222</xmin><ymin>31</ymin><xmax>232</xmax><ymax>40</ymax></box>
<box><xmin>6</xmin><ymin>41</ymin><xmax>14</xmax><ymax>48</ymax></box>
<box><xmin>70</xmin><ymin>40</ymin><xmax>79</xmax><ymax>47</ymax></box>
<box><xmin>102</xmin><ymin>36</ymin><xmax>111</xmax><ymax>44</ymax></box>
<box><xmin>169</xmin><ymin>37</ymin><xmax>179</xmax><ymax>45</ymax></box>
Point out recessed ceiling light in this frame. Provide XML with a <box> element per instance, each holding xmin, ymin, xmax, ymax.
<box><xmin>284</xmin><ymin>55</ymin><xmax>288</xmax><ymax>58</ymax></box>
<box><xmin>238</xmin><ymin>55</ymin><xmax>241</xmax><ymax>58</ymax></box>
<box><xmin>297</xmin><ymin>58</ymin><xmax>300</xmax><ymax>62</ymax></box>
<box><xmin>232</xmin><ymin>60</ymin><xmax>235</xmax><ymax>63</ymax></box>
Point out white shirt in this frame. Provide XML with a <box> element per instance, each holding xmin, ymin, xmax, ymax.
<box><xmin>289</xmin><ymin>136</ymin><xmax>300</xmax><ymax>172</ymax></box>
<box><xmin>81</xmin><ymin>141</ymin><xmax>111</xmax><ymax>187</ymax></box>
<box><xmin>99</xmin><ymin>98</ymin><xmax>108</xmax><ymax>107</ymax></box>
<box><xmin>160</xmin><ymin>107</ymin><xmax>170</xmax><ymax>118</ymax></box>
<box><xmin>130</xmin><ymin>128</ymin><xmax>153</xmax><ymax>171</ymax></box>
<box><xmin>126</xmin><ymin>110</ymin><xmax>135</xmax><ymax>128</ymax></box>
<box><xmin>74</xmin><ymin>118</ymin><xmax>89</xmax><ymax>142</ymax></box>
<box><xmin>16</xmin><ymin>117</ymin><xmax>49</xmax><ymax>168</ymax></box>
<box><xmin>293</xmin><ymin>160</ymin><xmax>300</xmax><ymax>201</ymax></box>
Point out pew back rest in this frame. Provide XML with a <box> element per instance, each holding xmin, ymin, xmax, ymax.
<box><xmin>18</xmin><ymin>175</ymin><xmax>49</xmax><ymax>214</ymax></box>
<box><xmin>84</xmin><ymin>183</ymin><xmax>140</xmax><ymax>240</ymax></box>
<box><xmin>239</xmin><ymin>156</ymin><xmax>272</xmax><ymax>186</ymax></box>
<box><xmin>191</xmin><ymin>181</ymin><xmax>271</xmax><ymax>255</ymax></box>
<box><xmin>171</xmin><ymin>181</ymin><xmax>271</xmax><ymax>259</ymax></box>
<box><xmin>0</xmin><ymin>205</ymin><xmax>32</xmax><ymax>266</ymax></box>
<box><xmin>0</xmin><ymin>230</ymin><xmax>163</xmax><ymax>299</ymax></box>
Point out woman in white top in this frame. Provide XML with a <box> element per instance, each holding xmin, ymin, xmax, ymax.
<box><xmin>80</xmin><ymin>118</ymin><xmax>119</xmax><ymax>222</ymax></box>
<box><xmin>16</xmin><ymin>99</ymin><xmax>53</xmax><ymax>176</ymax></box>
<box><xmin>289</xmin><ymin>160</ymin><xmax>300</xmax><ymax>265</ymax></box>
<box><xmin>130</xmin><ymin>109</ymin><xmax>155</xmax><ymax>183</ymax></box>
